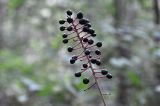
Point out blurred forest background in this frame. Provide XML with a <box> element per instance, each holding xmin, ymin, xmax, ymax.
<box><xmin>0</xmin><ymin>0</ymin><xmax>160</xmax><ymax>106</ymax></box>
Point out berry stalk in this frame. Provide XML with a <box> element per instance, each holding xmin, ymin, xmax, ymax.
<box><xmin>59</xmin><ymin>10</ymin><xmax>112</xmax><ymax>106</ymax></box>
<box><xmin>72</xmin><ymin>22</ymin><xmax>107</xmax><ymax>106</ymax></box>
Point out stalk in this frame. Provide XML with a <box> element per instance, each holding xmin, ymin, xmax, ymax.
<box><xmin>72</xmin><ymin>22</ymin><xmax>107</xmax><ymax>106</ymax></box>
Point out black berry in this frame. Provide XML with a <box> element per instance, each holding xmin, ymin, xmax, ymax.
<box><xmin>75</xmin><ymin>72</ymin><xmax>81</xmax><ymax>77</ymax></box>
<box><xmin>83</xmin><ymin>26</ymin><xmax>89</xmax><ymax>32</ymax></box>
<box><xmin>101</xmin><ymin>70</ymin><xmax>108</xmax><ymax>75</ymax></box>
<box><xmin>85</xmin><ymin>50</ymin><xmax>90</xmax><ymax>55</ymax></box>
<box><xmin>67</xmin><ymin>26</ymin><xmax>73</xmax><ymax>31</ymax></box>
<box><xmin>106</xmin><ymin>74</ymin><xmax>112</xmax><ymax>79</ymax></box>
<box><xmin>72</xmin><ymin>56</ymin><xmax>78</xmax><ymax>60</ymax></box>
<box><xmin>62</xmin><ymin>34</ymin><xmax>68</xmax><ymax>38</ymax></box>
<box><xmin>96</xmin><ymin>42</ymin><xmax>102</xmax><ymax>47</ymax></box>
<box><xmin>66</xmin><ymin>10</ymin><xmax>72</xmax><ymax>16</ymax></box>
<box><xmin>88</xmin><ymin>39</ymin><xmax>94</xmax><ymax>45</ymax></box>
<box><xmin>95</xmin><ymin>50</ymin><xmax>101</xmax><ymax>55</ymax></box>
<box><xmin>60</xmin><ymin>11</ymin><xmax>113</xmax><ymax>86</ymax></box>
<box><xmin>85</xmin><ymin>23</ymin><xmax>91</xmax><ymax>28</ymax></box>
<box><xmin>89</xmin><ymin>56</ymin><xmax>92</xmax><ymax>58</ymax></box>
<box><xmin>91</xmin><ymin>59</ymin><xmax>97</xmax><ymax>64</ymax></box>
<box><xmin>63</xmin><ymin>39</ymin><xmax>68</xmax><ymax>44</ymax></box>
<box><xmin>83</xmin><ymin>38</ymin><xmax>88</xmax><ymax>42</ymax></box>
<box><xmin>77</xmin><ymin>12</ymin><xmax>83</xmax><ymax>19</ymax></box>
<box><xmin>96</xmin><ymin>60</ymin><xmax>101</xmax><ymax>66</ymax></box>
<box><xmin>91</xmin><ymin>33</ymin><xmax>96</xmax><ymax>37</ymax></box>
<box><xmin>70</xmin><ymin>59</ymin><xmax>75</xmax><ymax>64</ymax></box>
<box><xmin>88</xmin><ymin>29</ymin><xmax>95</xmax><ymax>34</ymax></box>
<box><xmin>59</xmin><ymin>20</ymin><xmax>65</xmax><ymax>24</ymax></box>
<box><xmin>83</xmin><ymin>78</ymin><xmax>89</xmax><ymax>84</ymax></box>
<box><xmin>79</xmin><ymin>19</ymin><xmax>89</xmax><ymax>25</ymax></box>
<box><xmin>83</xmin><ymin>64</ymin><xmax>88</xmax><ymax>68</ymax></box>
<box><xmin>60</xmin><ymin>26</ymin><xmax>65</xmax><ymax>31</ymax></box>
<box><xmin>67</xmin><ymin>47</ymin><xmax>73</xmax><ymax>52</ymax></box>
<box><xmin>67</xmin><ymin>17</ymin><xmax>73</xmax><ymax>23</ymax></box>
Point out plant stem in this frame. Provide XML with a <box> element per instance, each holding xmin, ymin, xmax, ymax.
<box><xmin>72</xmin><ymin>22</ymin><xmax>107</xmax><ymax>106</ymax></box>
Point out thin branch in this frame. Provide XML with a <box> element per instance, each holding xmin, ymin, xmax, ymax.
<box><xmin>84</xmin><ymin>82</ymin><xmax>96</xmax><ymax>91</ymax></box>
<box><xmin>72</xmin><ymin>22</ymin><xmax>107</xmax><ymax>106</ymax></box>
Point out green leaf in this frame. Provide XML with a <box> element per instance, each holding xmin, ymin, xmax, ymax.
<box><xmin>38</xmin><ymin>85</ymin><xmax>53</xmax><ymax>96</ymax></box>
<box><xmin>8</xmin><ymin>0</ymin><xmax>25</xmax><ymax>10</ymax></box>
<box><xmin>0</xmin><ymin>50</ymin><xmax>33</xmax><ymax>74</ymax></box>
<box><xmin>127</xmin><ymin>71</ymin><xmax>142</xmax><ymax>88</ymax></box>
<box><xmin>51</xmin><ymin>34</ymin><xmax>62</xmax><ymax>49</ymax></box>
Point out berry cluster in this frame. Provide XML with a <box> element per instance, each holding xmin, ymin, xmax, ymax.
<box><xmin>59</xmin><ymin>10</ymin><xmax>112</xmax><ymax>106</ymax></box>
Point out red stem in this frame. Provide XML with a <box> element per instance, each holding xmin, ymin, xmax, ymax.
<box><xmin>96</xmin><ymin>76</ymin><xmax>106</xmax><ymax>79</ymax></box>
<box><xmin>72</xmin><ymin>22</ymin><xmax>107</xmax><ymax>106</ymax></box>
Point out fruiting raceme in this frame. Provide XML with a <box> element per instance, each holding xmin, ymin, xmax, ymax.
<box><xmin>59</xmin><ymin>10</ymin><xmax>112</xmax><ymax>106</ymax></box>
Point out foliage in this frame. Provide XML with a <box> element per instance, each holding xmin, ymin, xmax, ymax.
<box><xmin>8</xmin><ymin>0</ymin><xmax>25</xmax><ymax>10</ymax></box>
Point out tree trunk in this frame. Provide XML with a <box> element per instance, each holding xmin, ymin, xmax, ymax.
<box><xmin>113</xmin><ymin>0</ymin><xmax>138</xmax><ymax>106</ymax></box>
<box><xmin>114</xmin><ymin>0</ymin><xmax>127</xmax><ymax>28</ymax></box>
<box><xmin>0</xmin><ymin>1</ymin><xmax>4</xmax><ymax>49</ymax></box>
<box><xmin>0</xmin><ymin>0</ymin><xmax>7</xmax><ymax>49</ymax></box>
<box><xmin>153</xmin><ymin>0</ymin><xmax>160</xmax><ymax>24</ymax></box>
